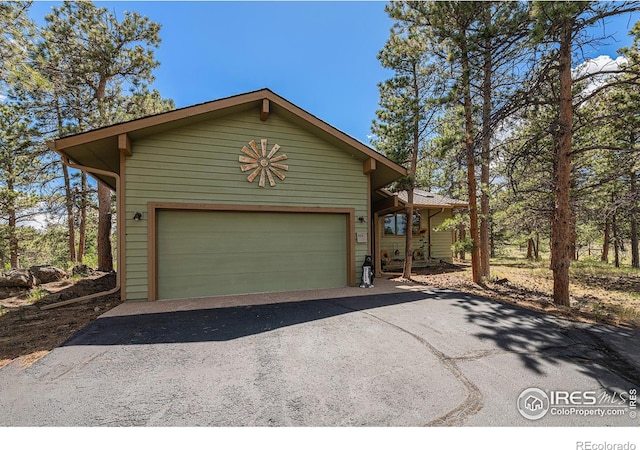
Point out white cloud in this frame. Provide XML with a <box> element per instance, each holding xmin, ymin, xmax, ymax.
<box><xmin>573</xmin><ymin>55</ymin><xmax>627</xmax><ymax>98</ymax></box>
<box><xmin>19</xmin><ymin>214</ymin><xmax>49</xmax><ymax>230</ymax></box>
<box><xmin>21</xmin><ymin>211</ymin><xmax>67</xmax><ymax>230</ymax></box>
<box><xmin>573</xmin><ymin>55</ymin><xmax>627</xmax><ymax>78</ymax></box>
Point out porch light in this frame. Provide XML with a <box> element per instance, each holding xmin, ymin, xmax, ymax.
<box><xmin>133</xmin><ymin>212</ymin><xmax>142</xmax><ymax>221</ymax></box>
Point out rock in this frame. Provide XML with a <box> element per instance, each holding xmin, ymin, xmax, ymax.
<box><xmin>71</xmin><ymin>265</ymin><xmax>94</xmax><ymax>277</ymax></box>
<box><xmin>0</xmin><ymin>269</ymin><xmax>36</xmax><ymax>288</ymax></box>
<box><xmin>29</xmin><ymin>265</ymin><xmax>67</xmax><ymax>285</ymax></box>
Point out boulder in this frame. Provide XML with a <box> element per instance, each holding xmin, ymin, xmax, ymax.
<box><xmin>71</xmin><ymin>264</ymin><xmax>94</xmax><ymax>277</ymax></box>
<box><xmin>0</xmin><ymin>269</ymin><xmax>36</xmax><ymax>288</ymax></box>
<box><xmin>29</xmin><ymin>265</ymin><xmax>67</xmax><ymax>285</ymax></box>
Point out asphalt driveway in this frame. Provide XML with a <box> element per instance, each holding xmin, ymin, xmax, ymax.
<box><xmin>1</xmin><ymin>280</ymin><xmax>639</xmax><ymax>426</ymax></box>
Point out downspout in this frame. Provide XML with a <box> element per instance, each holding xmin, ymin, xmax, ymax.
<box><xmin>427</xmin><ymin>208</ymin><xmax>446</xmax><ymax>260</ymax></box>
<box><xmin>41</xmin><ymin>151</ymin><xmax>121</xmax><ymax>310</ymax></box>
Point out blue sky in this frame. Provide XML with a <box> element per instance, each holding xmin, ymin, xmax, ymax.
<box><xmin>30</xmin><ymin>1</ymin><xmax>394</xmax><ymax>144</ymax></box>
<box><xmin>28</xmin><ymin>1</ymin><xmax>640</xmax><ymax>145</ymax></box>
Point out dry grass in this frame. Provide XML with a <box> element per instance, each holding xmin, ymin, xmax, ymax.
<box><xmin>410</xmin><ymin>257</ymin><xmax>640</xmax><ymax>329</ymax></box>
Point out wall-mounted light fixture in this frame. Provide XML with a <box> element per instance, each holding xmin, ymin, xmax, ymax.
<box><xmin>358</xmin><ymin>216</ymin><xmax>367</xmax><ymax>223</ymax></box>
<box><xmin>133</xmin><ymin>212</ymin><xmax>142</xmax><ymax>221</ymax></box>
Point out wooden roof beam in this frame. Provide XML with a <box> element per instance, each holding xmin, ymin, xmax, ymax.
<box><xmin>363</xmin><ymin>157</ymin><xmax>376</xmax><ymax>174</ymax></box>
<box><xmin>260</xmin><ymin>98</ymin><xmax>269</xmax><ymax>121</ymax></box>
<box><xmin>118</xmin><ymin>133</ymin><xmax>132</xmax><ymax>157</ymax></box>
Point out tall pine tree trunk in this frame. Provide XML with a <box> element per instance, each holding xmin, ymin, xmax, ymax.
<box><xmin>404</xmin><ymin>202</ymin><xmax>414</xmax><ymax>279</ymax></box>
<box><xmin>7</xmin><ymin>181</ymin><xmax>18</xmax><ymax>269</ymax></box>
<box><xmin>8</xmin><ymin>208</ymin><xmax>18</xmax><ymax>269</ymax></box>
<box><xmin>613</xmin><ymin>209</ymin><xmax>620</xmax><ymax>268</ymax></box>
<box><xmin>550</xmin><ymin>22</ymin><xmax>573</xmax><ymax>306</ymax></box>
<box><xmin>95</xmin><ymin>77</ymin><xmax>114</xmax><ymax>273</ymax></box>
<box><xmin>527</xmin><ymin>238</ymin><xmax>534</xmax><ymax>260</ymax></box>
<box><xmin>77</xmin><ymin>172</ymin><xmax>88</xmax><ymax>262</ymax></box>
<box><xmin>455</xmin><ymin>155</ymin><xmax>466</xmax><ymax>262</ymax></box>
<box><xmin>458</xmin><ymin>225</ymin><xmax>466</xmax><ymax>261</ymax></box>
<box><xmin>479</xmin><ymin>4</ymin><xmax>492</xmax><ymax>280</ymax></box>
<box><xmin>7</xmin><ymin>172</ymin><xmax>18</xmax><ymax>269</ymax></box>
<box><xmin>461</xmin><ymin>37</ymin><xmax>481</xmax><ymax>284</ymax></box>
<box><xmin>58</xmin><ymin>96</ymin><xmax>77</xmax><ymax>264</ymax></box>
<box><xmin>54</xmin><ymin>85</ymin><xmax>78</xmax><ymax>263</ymax></box>
<box><xmin>62</xmin><ymin>163</ymin><xmax>77</xmax><ymax>263</ymax></box>
<box><xmin>601</xmin><ymin>219</ymin><xmax>610</xmax><ymax>262</ymax></box>
<box><xmin>631</xmin><ymin>170</ymin><xmax>639</xmax><ymax>269</ymax></box>
<box><xmin>402</xmin><ymin>62</ymin><xmax>421</xmax><ymax>280</ymax></box>
<box><xmin>97</xmin><ymin>182</ymin><xmax>113</xmax><ymax>271</ymax></box>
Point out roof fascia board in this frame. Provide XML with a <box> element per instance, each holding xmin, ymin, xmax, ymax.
<box><xmin>264</xmin><ymin>91</ymin><xmax>407</xmax><ymax>177</ymax></box>
<box><xmin>54</xmin><ymin>89</ymin><xmax>269</xmax><ymax>151</ymax></box>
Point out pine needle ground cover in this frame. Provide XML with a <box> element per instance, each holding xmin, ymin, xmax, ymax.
<box><xmin>0</xmin><ymin>273</ymin><xmax>122</xmax><ymax>368</ymax></box>
<box><xmin>410</xmin><ymin>258</ymin><xmax>640</xmax><ymax>329</ymax></box>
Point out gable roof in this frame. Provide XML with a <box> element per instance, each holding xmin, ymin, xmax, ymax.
<box><xmin>382</xmin><ymin>189</ymin><xmax>468</xmax><ymax>209</ymax></box>
<box><xmin>49</xmin><ymin>88</ymin><xmax>407</xmax><ymax>190</ymax></box>
<box><xmin>397</xmin><ymin>189</ymin><xmax>468</xmax><ymax>208</ymax></box>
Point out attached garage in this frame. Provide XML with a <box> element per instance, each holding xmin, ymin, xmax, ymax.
<box><xmin>50</xmin><ymin>89</ymin><xmax>407</xmax><ymax>302</ymax></box>
<box><xmin>155</xmin><ymin>208</ymin><xmax>351</xmax><ymax>299</ymax></box>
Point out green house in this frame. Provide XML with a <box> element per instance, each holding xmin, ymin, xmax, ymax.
<box><xmin>374</xmin><ymin>189</ymin><xmax>468</xmax><ymax>274</ymax></box>
<box><xmin>51</xmin><ymin>89</ymin><xmax>407</xmax><ymax>301</ymax></box>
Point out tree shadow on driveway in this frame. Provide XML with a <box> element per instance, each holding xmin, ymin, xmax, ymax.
<box><xmin>62</xmin><ymin>291</ymin><xmax>429</xmax><ymax>346</ymax></box>
<box><xmin>61</xmin><ymin>287</ymin><xmax>640</xmax><ymax>391</ymax></box>
<box><xmin>443</xmin><ymin>290</ymin><xmax>640</xmax><ymax>391</ymax></box>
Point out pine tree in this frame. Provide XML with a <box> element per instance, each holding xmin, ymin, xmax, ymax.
<box><xmin>529</xmin><ymin>1</ymin><xmax>640</xmax><ymax>303</ymax></box>
<box><xmin>38</xmin><ymin>1</ymin><xmax>171</xmax><ymax>270</ymax></box>
<box><xmin>0</xmin><ymin>101</ymin><xmax>44</xmax><ymax>268</ymax></box>
<box><xmin>372</xmin><ymin>9</ymin><xmax>445</xmax><ymax>279</ymax></box>
<box><xmin>0</xmin><ymin>1</ymin><xmax>43</xmax><ymax>91</ymax></box>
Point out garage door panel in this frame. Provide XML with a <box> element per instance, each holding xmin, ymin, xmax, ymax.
<box><xmin>157</xmin><ymin>211</ymin><xmax>347</xmax><ymax>299</ymax></box>
<box><xmin>158</xmin><ymin>266</ymin><xmax>345</xmax><ymax>298</ymax></box>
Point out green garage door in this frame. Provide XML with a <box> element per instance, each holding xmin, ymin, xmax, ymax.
<box><xmin>157</xmin><ymin>210</ymin><xmax>348</xmax><ymax>300</ymax></box>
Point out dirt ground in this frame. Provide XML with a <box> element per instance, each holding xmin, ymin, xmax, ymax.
<box><xmin>0</xmin><ymin>272</ymin><xmax>121</xmax><ymax>368</ymax></box>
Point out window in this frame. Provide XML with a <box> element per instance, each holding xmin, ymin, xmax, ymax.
<box><xmin>383</xmin><ymin>212</ymin><xmax>421</xmax><ymax>236</ymax></box>
<box><xmin>383</xmin><ymin>215</ymin><xmax>396</xmax><ymax>235</ymax></box>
